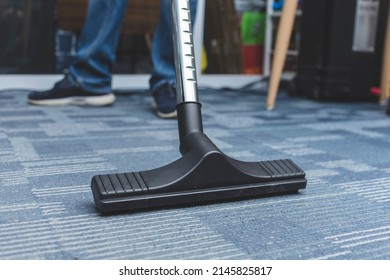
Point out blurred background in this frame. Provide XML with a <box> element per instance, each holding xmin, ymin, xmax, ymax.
<box><xmin>0</xmin><ymin>0</ymin><xmax>389</xmax><ymax>103</ymax></box>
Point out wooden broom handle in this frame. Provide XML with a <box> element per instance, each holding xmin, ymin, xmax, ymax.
<box><xmin>266</xmin><ymin>0</ymin><xmax>298</xmax><ymax>110</ymax></box>
<box><xmin>381</xmin><ymin>4</ymin><xmax>390</xmax><ymax>103</ymax></box>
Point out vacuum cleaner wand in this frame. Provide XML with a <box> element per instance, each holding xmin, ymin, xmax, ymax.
<box><xmin>90</xmin><ymin>0</ymin><xmax>307</xmax><ymax>213</ymax></box>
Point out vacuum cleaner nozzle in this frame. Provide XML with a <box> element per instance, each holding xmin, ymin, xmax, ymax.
<box><xmin>91</xmin><ymin>102</ymin><xmax>306</xmax><ymax>214</ymax></box>
<box><xmin>91</xmin><ymin>131</ymin><xmax>306</xmax><ymax>213</ymax></box>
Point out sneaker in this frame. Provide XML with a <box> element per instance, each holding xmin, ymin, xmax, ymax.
<box><xmin>27</xmin><ymin>77</ymin><xmax>115</xmax><ymax>106</ymax></box>
<box><xmin>152</xmin><ymin>83</ymin><xmax>177</xmax><ymax>119</ymax></box>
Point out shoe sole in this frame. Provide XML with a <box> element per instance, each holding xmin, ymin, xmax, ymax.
<box><xmin>151</xmin><ymin>100</ymin><xmax>177</xmax><ymax>119</ymax></box>
<box><xmin>157</xmin><ymin>110</ymin><xmax>177</xmax><ymax>119</ymax></box>
<box><xmin>28</xmin><ymin>93</ymin><xmax>116</xmax><ymax>106</ymax></box>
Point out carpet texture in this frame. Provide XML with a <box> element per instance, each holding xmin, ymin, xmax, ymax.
<box><xmin>0</xmin><ymin>88</ymin><xmax>390</xmax><ymax>260</ymax></box>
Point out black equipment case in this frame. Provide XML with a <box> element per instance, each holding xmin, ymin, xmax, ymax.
<box><xmin>296</xmin><ymin>0</ymin><xmax>390</xmax><ymax>101</ymax></box>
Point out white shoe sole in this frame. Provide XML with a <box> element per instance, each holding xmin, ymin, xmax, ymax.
<box><xmin>28</xmin><ymin>93</ymin><xmax>116</xmax><ymax>106</ymax></box>
<box><xmin>151</xmin><ymin>100</ymin><xmax>177</xmax><ymax>119</ymax></box>
<box><xmin>156</xmin><ymin>110</ymin><xmax>177</xmax><ymax>119</ymax></box>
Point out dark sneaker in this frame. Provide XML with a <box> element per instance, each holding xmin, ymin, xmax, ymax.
<box><xmin>28</xmin><ymin>77</ymin><xmax>115</xmax><ymax>106</ymax></box>
<box><xmin>152</xmin><ymin>83</ymin><xmax>177</xmax><ymax>119</ymax></box>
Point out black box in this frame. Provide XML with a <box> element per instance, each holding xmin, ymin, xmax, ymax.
<box><xmin>296</xmin><ymin>0</ymin><xmax>389</xmax><ymax>101</ymax></box>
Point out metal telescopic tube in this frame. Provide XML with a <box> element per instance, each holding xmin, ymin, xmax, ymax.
<box><xmin>172</xmin><ymin>0</ymin><xmax>203</xmax><ymax>153</ymax></box>
<box><xmin>171</xmin><ymin>0</ymin><xmax>199</xmax><ymax>104</ymax></box>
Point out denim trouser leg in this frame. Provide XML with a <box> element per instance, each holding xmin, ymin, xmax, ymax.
<box><xmin>68</xmin><ymin>0</ymin><xmax>128</xmax><ymax>94</ymax></box>
<box><xmin>67</xmin><ymin>0</ymin><xmax>197</xmax><ymax>94</ymax></box>
<box><xmin>149</xmin><ymin>0</ymin><xmax>198</xmax><ymax>91</ymax></box>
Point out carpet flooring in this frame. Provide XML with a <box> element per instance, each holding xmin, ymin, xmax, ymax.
<box><xmin>0</xmin><ymin>87</ymin><xmax>390</xmax><ymax>259</ymax></box>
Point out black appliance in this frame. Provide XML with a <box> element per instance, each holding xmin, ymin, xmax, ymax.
<box><xmin>296</xmin><ymin>0</ymin><xmax>389</xmax><ymax>101</ymax></box>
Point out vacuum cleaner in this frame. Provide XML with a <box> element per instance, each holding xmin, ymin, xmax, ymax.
<box><xmin>90</xmin><ymin>0</ymin><xmax>307</xmax><ymax>213</ymax></box>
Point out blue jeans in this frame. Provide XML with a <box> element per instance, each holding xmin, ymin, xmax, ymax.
<box><xmin>67</xmin><ymin>0</ymin><xmax>198</xmax><ymax>94</ymax></box>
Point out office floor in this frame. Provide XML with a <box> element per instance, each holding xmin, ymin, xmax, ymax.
<box><xmin>0</xmin><ymin>87</ymin><xmax>390</xmax><ymax>259</ymax></box>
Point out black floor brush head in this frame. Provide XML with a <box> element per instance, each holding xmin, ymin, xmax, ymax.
<box><xmin>91</xmin><ymin>132</ymin><xmax>306</xmax><ymax>213</ymax></box>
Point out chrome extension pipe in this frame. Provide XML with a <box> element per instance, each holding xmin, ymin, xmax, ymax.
<box><xmin>171</xmin><ymin>0</ymin><xmax>199</xmax><ymax>104</ymax></box>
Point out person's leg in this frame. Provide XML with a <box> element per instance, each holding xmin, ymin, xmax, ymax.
<box><xmin>150</xmin><ymin>0</ymin><xmax>197</xmax><ymax>118</ymax></box>
<box><xmin>28</xmin><ymin>0</ymin><xmax>128</xmax><ymax>106</ymax></box>
<box><xmin>69</xmin><ymin>0</ymin><xmax>128</xmax><ymax>93</ymax></box>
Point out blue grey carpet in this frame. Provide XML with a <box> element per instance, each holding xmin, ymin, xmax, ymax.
<box><xmin>0</xmin><ymin>87</ymin><xmax>390</xmax><ymax>260</ymax></box>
